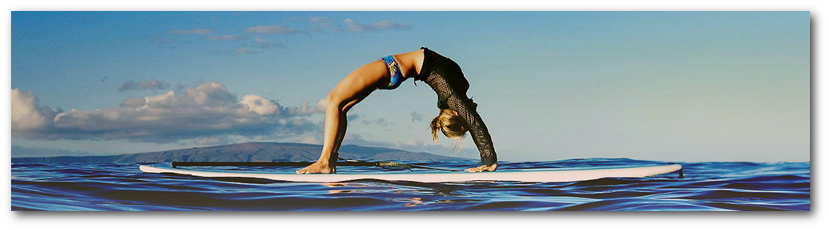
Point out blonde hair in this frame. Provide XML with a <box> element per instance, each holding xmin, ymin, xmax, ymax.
<box><xmin>430</xmin><ymin>109</ymin><xmax>467</xmax><ymax>151</ymax></box>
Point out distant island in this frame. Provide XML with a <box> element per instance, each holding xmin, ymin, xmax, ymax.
<box><xmin>11</xmin><ymin>142</ymin><xmax>470</xmax><ymax>163</ymax></box>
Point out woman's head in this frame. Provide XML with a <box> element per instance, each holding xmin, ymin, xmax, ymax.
<box><xmin>430</xmin><ymin>109</ymin><xmax>467</xmax><ymax>149</ymax></box>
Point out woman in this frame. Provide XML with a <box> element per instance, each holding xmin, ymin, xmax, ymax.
<box><xmin>297</xmin><ymin>47</ymin><xmax>497</xmax><ymax>174</ymax></box>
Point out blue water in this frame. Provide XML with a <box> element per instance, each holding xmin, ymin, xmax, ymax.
<box><xmin>11</xmin><ymin>159</ymin><xmax>810</xmax><ymax>211</ymax></box>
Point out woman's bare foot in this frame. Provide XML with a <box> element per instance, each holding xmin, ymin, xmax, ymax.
<box><xmin>296</xmin><ymin>162</ymin><xmax>336</xmax><ymax>174</ymax></box>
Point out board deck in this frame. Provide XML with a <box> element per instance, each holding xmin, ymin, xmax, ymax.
<box><xmin>139</xmin><ymin>163</ymin><xmax>682</xmax><ymax>183</ymax></box>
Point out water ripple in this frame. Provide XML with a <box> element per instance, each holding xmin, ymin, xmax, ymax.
<box><xmin>11</xmin><ymin>159</ymin><xmax>810</xmax><ymax>211</ymax></box>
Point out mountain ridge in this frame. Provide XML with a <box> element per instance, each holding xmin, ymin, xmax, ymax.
<box><xmin>11</xmin><ymin>142</ymin><xmax>470</xmax><ymax>163</ymax></box>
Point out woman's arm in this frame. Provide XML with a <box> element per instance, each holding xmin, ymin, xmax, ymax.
<box><xmin>444</xmin><ymin>93</ymin><xmax>498</xmax><ymax>171</ymax></box>
<box><xmin>422</xmin><ymin>68</ymin><xmax>498</xmax><ymax>171</ymax></box>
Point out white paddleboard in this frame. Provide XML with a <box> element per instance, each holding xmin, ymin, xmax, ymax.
<box><xmin>139</xmin><ymin>164</ymin><xmax>682</xmax><ymax>183</ymax></box>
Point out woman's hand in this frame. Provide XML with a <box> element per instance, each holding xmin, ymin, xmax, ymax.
<box><xmin>464</xmin><ymin>163</ymin><xmax>497</xmax><ymax>172</ymax></box>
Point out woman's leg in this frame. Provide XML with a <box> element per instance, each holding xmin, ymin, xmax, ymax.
<box><xmin>296</xmin><ymin>92</ymin><xmax>369</xmax><ymax>174</ymax></box>
<box><xmin>328</xmin><ymin>97</ymin><xmax>364</xmax><ymax>163</ymax></box>
<box><xmin>297</xmin><ymin>60</ymin><xmax>384</xmax><ymax>174</ymax></box>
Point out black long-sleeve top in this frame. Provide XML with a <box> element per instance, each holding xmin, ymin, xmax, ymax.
<box><xmin>415</xmin><ymin>48</ymin><xmax>497</xmax><ymax>166</ymax></box>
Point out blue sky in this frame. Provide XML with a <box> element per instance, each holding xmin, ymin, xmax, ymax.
<box><xmin>10</xmin><ymin>11</ymin><xmax>810</xmax><ymax>162</ymax></box>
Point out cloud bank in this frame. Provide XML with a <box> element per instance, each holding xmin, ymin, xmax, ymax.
<box><xmin>160</xmin><ymin>17</ymin><xmax>411</xmax><ymax>55</ymax></box>
<box><xmin>245</xmin><ymin>17</ymin><xmax>412</xmax><ymax>35</ymax></box>
<box><xmin>118</xmin><ymin>79</ymin><xmax>170</xmax><ymax>92</ymax></box>
<box><xmin>12</xmin><ymin>82</ymin><xmax>326</xmax><ymax>144</ymax></box>
<box><xmin>342</xmin><ymin>18</ymin><xmax>412</xmax><ymax>32</ymax></box>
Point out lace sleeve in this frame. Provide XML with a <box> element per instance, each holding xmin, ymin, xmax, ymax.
<box><xmin>424</xmin><ymin>71</ymin><xmax>497</xmax><ymax>166</ymax></box>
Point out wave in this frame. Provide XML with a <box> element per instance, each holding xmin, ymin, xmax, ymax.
<box><xmin>11</xmin><ymin>159</ymin><xmax>810</xmax><ymax>211</ymax></box>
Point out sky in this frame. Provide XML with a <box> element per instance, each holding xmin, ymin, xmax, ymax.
<box><xmin>9</xmin><ymin>11</ymin><xmax>810</xmax><ymax>162</ymax></box>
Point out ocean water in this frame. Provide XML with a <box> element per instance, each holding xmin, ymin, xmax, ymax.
<box><xmin>11</xmin><ymin>158</ymin><xmax>810</xmax><ymax>211</ymax></box>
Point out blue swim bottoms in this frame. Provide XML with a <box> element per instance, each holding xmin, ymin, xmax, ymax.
<box><xmin>381</xmin><ymin>55</ymin><xmax>403</xmax><ymax>89</ymax></box>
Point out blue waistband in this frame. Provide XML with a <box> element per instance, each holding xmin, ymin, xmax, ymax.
<box><xmin>381</xmin><ymin>55</ymin><xmax>403</xmax><ymax>90</ymax></box>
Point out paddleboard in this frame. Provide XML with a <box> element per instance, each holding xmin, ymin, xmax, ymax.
<box><xmin>139</xmin><ymin>163</ymin><xmax>682</xmax><ymax>183</ymax></box>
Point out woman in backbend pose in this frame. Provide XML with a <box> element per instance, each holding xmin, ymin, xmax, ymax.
<box><xmin>297</xmin><ymin>47</ymin><xmax>497</xmax><ymax>174</ymax></box>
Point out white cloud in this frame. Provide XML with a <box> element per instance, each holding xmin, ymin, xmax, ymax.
<box><xmin>301</xmin><ymin>17</ymin><xmax>411</xmax><ymax>33</ymax></box>
<box><xmin>119</xmin><ymin>79</ymin><xmax>170</xmax><ymax>92</ymax></box>
<box><xmin>369</xmin><ymin>20</ymin><xmax>412</xmax><ymax>30</ymax></box>
<box><xmin>167</xmin><ymin>29</ymin><xmax>214</xmax><ymax>34</ymax></box>
<box><xmin>11</xmin><ymin>82</ymin><xmax>326</xmax><ymax>143</ymax></box>
<box><xmin>308</xmin><ymin>16</ymin><xmax>345</xmax><ymax>33</ymax></box>
<box><xmin>235</xmin><ymin>48</ymin><xmax>254</xmax><ymax>54</ymax></box>
<box><xmin>164</xmin><ymin>19</ymin><xmax>410</xmax><ymax>54</ymax></box>
<box><xmin>11</xmin><ymin>89</ymin><xmax>55</xmax><ymax>135</ymax></box>
<box><xmin>252</xmin><ymin>37</ymin><xmax>276</xmax><ymax>49</ymax></box>
<box><xmin>410</xmin><ymin>111</ymin><xmax>424</xmax><ymax>122</ymax></box>
<box><xmin>244</xmin><ymin>25</ymin><xmax>301</xmax><ymax>34</ymax></box>
<box><xmin>240</xmin><ymin>94</ymin><xmax>279</xmax><ymax>115</ymax></box>
<box><xmin>206</xmin><ymin>35</ymin><xmax>243</xmax><ymax>41</ymax></box>
<box><xmin>393</xmin><ymin>139</ymin><xmax>426</xmax><ymax>149</ymax></box>
<box><xmin>310</xmin><ymin>16</ymin><xmax>331</xmax><ymax>24</ymax></box>
<box><xmin>343</xmin><ymin>18</ymin><xmax>411</xmax><ymax>33</ymax></box>
<box><xmin>290</xmin><ymin>100</ymin><xmax>326</xmax><ymax>116</ymax></box>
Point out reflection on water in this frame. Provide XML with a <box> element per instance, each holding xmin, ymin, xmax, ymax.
<box><xmin>11</xmin><ymin>159</ymin><xmax>810</xmax><ymax>211</ymax></box>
